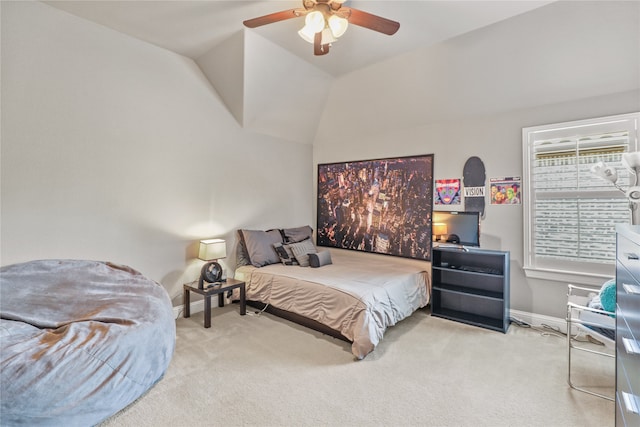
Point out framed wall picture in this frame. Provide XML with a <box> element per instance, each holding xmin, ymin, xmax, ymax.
<box><xmin>435</xmin><ymin>178</ymin><xmax>462</xmax><ymax>205</ymax></box>
<box><xmin>316</xmin><ymin>154</ymin><xmax>434</xmax><ymax>261</ymax></box>
<box><xmin>490</xmin><ymin>177</ymin><xmax>521</xmax><ymax>205</ymax></box>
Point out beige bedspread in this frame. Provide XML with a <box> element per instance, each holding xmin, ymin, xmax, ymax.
<box><xmin>234</xmin><ymin>249</ymin><xmax>430</xmax><ymax>359</ymax></box>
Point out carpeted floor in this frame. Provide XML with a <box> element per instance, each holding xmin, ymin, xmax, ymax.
<box><xmin>100</xmin><ymin>305</ymin><xmax>614</xmax><ymax>426</ymax></box>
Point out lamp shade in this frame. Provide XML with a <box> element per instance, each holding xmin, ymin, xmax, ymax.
<box><xmin>328</xmin><ymin>15</ymin><xmax>348</xmax><ymax>38</ymax></box>
<box><xmin>623</xmin><ymin>151</ymin><xmax>640</xmax><ymax>173</ymax></box>
<box><xmin>433</xmin><ymin>223</ymin><xmax>448</xmax><ymax>236</ymax></box>
<box><xmin>198</xmin><ymin>238</ymin><xmax>226</xmax><ymax>261</ymax></box>
<box><xmin>304</xmin><ymin>10</ymin><xmax>325</xmax><ymax>33</ymax></box>
<box><xmin>299</xmin><ymin>11</ymin><xmax>347</xmax><ymax>45</ymax></box>
<box><xmin>298</xmin><ymin>25</ymin><xmax>317</xmax><ymax>43</ymax></box>
<box><xmin>590</xmin><ymin>161</ymin><xmax>618</xmax><ymax>184</ymax></box>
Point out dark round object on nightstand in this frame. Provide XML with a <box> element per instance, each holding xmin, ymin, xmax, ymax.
<box><xmin>198</xmin><ymin>261</ymin><xmax>222</xmax><ymax>289</ymax></box>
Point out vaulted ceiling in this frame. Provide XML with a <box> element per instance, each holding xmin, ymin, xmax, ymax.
<box><xmin>43</xmin><ymin>1</ymin><xmax>555</xmax><ymax>143</ymax></box>
<box><xmin>45</xmin><ymin>1</ymin><xmax>554</xmax><ymax>77</ymax></box>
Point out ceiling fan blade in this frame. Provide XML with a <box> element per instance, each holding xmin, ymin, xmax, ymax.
<box><xmin>343</xmin><ymin>7</ymin><xmax>400</xmax><ymax>35</ymax></box>
<box><xmin>314</xmin><ymin>32</ymin><xmax>330</xmax><ymax>56</ymax></box>
<box><xmin>243</xmin><ymin>9</ymin><xmax>300</xmax><ymax>28</ymax></box>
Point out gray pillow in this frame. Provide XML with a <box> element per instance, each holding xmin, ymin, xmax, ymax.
<box><xmin>288</xmin><ymin>238</ymin><xmax>317</xmax><ymax>267</ymax></box>
<box><xmin>235</xmin><ymin>230</ymin><xmax>250</xmax><ymax>267</ymax></box>
<box><xmin>309</xmin><ymin>250</ymin><xmax>332</xmax><ymax>268</ymax></box>
<box><xmin>273</xmin><ymin>242</ymin><xmax>298</xmax><ymax>266</ymax></box>
<box><xmin>239</xmin><ymin>229</ymin><xmax>283</xmax><ymax>267</ymax></box>
<box><xmin>282</xmin><ymin>225</ymin><xmax>313</xmax><ymax>243</ymax></box>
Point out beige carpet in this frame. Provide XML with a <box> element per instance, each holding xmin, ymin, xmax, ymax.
<box><xmin>100</xmin><ymin>305</ymin><xmax>614</xmax><ymax>427</ymax></box>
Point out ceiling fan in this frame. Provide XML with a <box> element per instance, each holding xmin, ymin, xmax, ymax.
<box><xmin>243</xmin><ymin>0</ymin><xmax>400</xmax><ymax>56</ymax></box>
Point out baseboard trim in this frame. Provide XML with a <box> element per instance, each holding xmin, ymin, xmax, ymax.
<box><xmin>172</xmin><ymin>299</ymin><xmax>212</xmax><ymax>320</ymax></box>
<box><xmin>175</xmin><ymin>304</ymin><xmax>568</xmax><ymax>335</ymax></box>
<box><xmin>510</xmin><ymin>309</ymin><xmax>567</xmax><ymax>334</ymax></box>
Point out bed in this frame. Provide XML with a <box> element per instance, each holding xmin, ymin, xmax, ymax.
<box><xmin>0</xmin><ymin>259</ymin><xmax>176</xmax><ymax>426</ymax></box>
<box><xmin>234</xmin><ymin>227</ymin><xmax>431</xmax><ymax>359</ymax></box>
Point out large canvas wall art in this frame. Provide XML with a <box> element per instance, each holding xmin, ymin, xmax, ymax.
<box><xmin>317</xmin><ymin>154</ymin><xmax>434</xmax><ymax>261</ymax></box>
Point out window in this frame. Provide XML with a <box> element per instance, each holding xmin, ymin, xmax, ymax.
<box><xmin>523</xmin><ymin>112</ymin><xmax>640</xmax><ymax>285</ymax></box>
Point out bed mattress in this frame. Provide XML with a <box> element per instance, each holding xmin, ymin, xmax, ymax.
<box><xmin>234</xmin><ymin>249</ymin><xmax>430</xmax><ymax>359</ymax></box>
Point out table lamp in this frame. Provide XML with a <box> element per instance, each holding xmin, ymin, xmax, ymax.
<box><xmin>197</xmin><ymin>238</ymin><xmax>226</xmax><ymax>289</ymax></box>
<box><xmin>433</xmin><ymin>223</ymin><xmax>448</xmax><ymax>242</ymax></box>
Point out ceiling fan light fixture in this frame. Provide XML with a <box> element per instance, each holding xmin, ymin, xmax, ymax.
<box><xmin>298</xmin><ymin>26</ymin><xmax>336</xmax><ymax>45</ymax></box>
<box><xmin>243</xmin><ymin>0</ymin><xmax>400</xmax><ymax>56</ymax></box>
<box><xmin>298</xmin><ymin>25</ymin><xmax>316</xmax><ymax>43</ymax></box>
<box><xmin>304</xmin><ymin>10</ymin><xmax>325</xmax><ymax>33</ymax></box>
<box><xmin>328</xmin><ymin>15</ymin><xmax>348</xmax><ymax>38</ymax></box>
<box><xmin>299</xmin><ymin>10</ymin><xmax>326</xmax><ymax>43</ymax></box>
<box><xmin>321</xmin><ymin>27</ymin><xmax>337</xmax><ymax>44</ymax></box>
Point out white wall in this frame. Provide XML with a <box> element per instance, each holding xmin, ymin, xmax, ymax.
<box><xmin>313</xmin><ymin>1</ymin><xmax>640</xmax><ymax>319</ymax></box>
<box><xmin>195</xmin><ymin>30</ymin><xmax>333</xmax><ymax>145</ymax></box>
<box><xmin>0</xmin><ymin>1</ymin><xmax>314</xmax><ymax>304</ymax></box>
<box><xmin>2</xmin><ymin>1</ymin><xmax>639</xmax><ymax>321</ymax></box>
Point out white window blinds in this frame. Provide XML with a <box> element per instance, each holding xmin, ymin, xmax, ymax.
<box><xmin>523</xmin><ymin>113</ymin><xmax>640</xmax><ymax>285</ymax></box>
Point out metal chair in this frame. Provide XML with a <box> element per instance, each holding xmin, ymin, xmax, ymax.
<box><xmin>566</xmin><ymin>284</ymin><xmax>615</xmax><ymax>401</ymax></box>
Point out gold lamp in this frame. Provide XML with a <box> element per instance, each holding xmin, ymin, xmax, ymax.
<box><xmin>197</xmin><ymin>239</ymin><xmax>226</xmax><ymax>289</ymax></box>
<box><xmin>433</xmin><ymin>223</ymin><xmax>448</xmax><ymax>242</ymax></box>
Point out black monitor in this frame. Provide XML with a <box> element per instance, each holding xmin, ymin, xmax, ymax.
<box><xmin>432</xmin><ymin>211</ymin><xmax>480</xmax><ymax>247</ymax></box>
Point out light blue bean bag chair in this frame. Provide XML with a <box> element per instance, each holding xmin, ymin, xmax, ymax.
<box><xmin>0</xmin><ymin>260</ymin><xmax>175</xmax><ymax>426</ymax></box>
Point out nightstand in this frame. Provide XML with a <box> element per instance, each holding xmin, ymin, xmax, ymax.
<box><xmin>183</xmin><ymin>278</ymin><xmax>246</xmax><ymax>328</ymax></box>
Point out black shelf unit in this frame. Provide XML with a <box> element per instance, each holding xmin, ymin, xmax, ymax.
<box><xmin>431</xmin><ymin>247</ymin><xmax>510</xmax><ymax>333</ymax></box>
